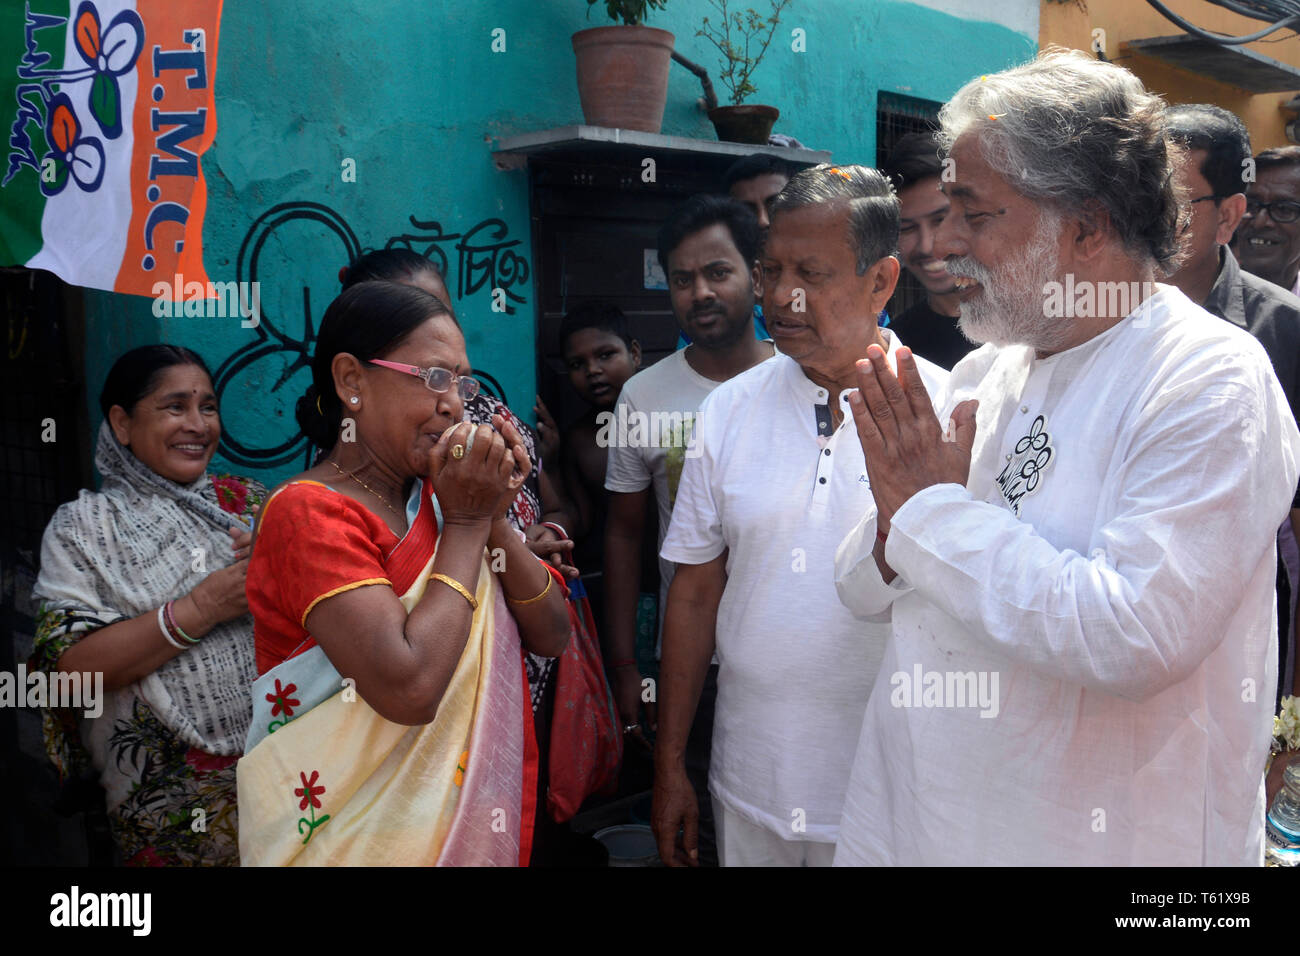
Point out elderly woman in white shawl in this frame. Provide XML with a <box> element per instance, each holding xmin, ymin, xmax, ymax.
<box><xmin>31</xmin><ymin>345</ymin><xmax>265</xmax><ymax>866</ymax></box>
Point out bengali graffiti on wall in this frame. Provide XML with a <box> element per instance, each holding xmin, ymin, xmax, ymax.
<box><xmin>212</xmin><ymin>201</ymin><xmax>530</xmax><ymax>470</ymax></box>
<box><xmin>386</xmin><ymin>214</ymin><xmax>530</xmax><ymax>313</ymax></box>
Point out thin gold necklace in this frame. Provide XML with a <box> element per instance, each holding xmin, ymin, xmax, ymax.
<box><xmin>328</xmin><ymin>459</ymin><xmax>402</xmax><ymax>518</ymax></box>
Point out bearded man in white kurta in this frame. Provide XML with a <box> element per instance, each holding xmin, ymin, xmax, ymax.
<box><xmin>833</xmin><ymin>51</ymin><xmax>1300</xmax><ymax>866</ymax></box>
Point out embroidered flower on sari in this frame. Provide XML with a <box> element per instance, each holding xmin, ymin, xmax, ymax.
<box><xmin>296</xmin><ymin>770</ymin><xmax>325</xmax><ymax>810</ymax></box>
<box><xmin>294</xmin><ymin>770</ymin><xmax>331</xmax><ymax>844</ymax></box>
<box><xmin>267</xmin><ymin>679</ymin><xmax>300</xmax><ymax>718</ymax></box>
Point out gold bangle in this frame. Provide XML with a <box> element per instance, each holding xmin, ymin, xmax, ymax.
<box><xmin>430</xmin><ymin>573</ymin><xmax>478</xmax><ymax>611</ymax></box>
<box><xmin>505</xmin><ymin>572</ymin><xmax>552</xmax><ymax>606</ymax></box>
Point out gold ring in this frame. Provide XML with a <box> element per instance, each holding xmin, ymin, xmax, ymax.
<box><xmin>451</xmin><ymin>443</ymin><xmax>465</xmax><ymax>460</ymax></box>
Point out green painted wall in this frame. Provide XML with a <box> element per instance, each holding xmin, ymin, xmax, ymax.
<box><xmin>81</xmin><ymin>0</ymin><xmax>1036</xmax><ymax>486</ymax></box>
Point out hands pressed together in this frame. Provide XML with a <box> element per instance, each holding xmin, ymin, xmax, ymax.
<box><xmin>428</xmin><ymin>415</ymin><xmax>581</xmax><ymax>577</ymax></box>
<box><xmin>847</xmin><ymin>344</ymin><xmax>978</xmax><ymax>534</ymax></box>
<box><xmin>429</xmin><ymin>414</ymin><xmax>531</xmax><ymax>526</ymax></box>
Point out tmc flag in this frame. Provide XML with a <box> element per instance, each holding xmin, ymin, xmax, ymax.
<box><xmin>1</xmin><ymin>0</ymin><xmax>221</xmax><ymax>295</ymax></box>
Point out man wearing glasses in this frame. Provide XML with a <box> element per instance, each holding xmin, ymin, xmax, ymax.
<box><xmin>1237</xmin><ymin>145</ymin><xmax>1300</xmax><ymax>298</ymax></box>
<box><xmin>1166</xmin><ymin>106</ymin><xmax>1300</xmax><ymax>808</ymax></box>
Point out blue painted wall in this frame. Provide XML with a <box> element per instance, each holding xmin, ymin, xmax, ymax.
<box><xmin>81</xmin><ymin>0</ymin><xmax>1036</xmax><ymax>487</ymax></box>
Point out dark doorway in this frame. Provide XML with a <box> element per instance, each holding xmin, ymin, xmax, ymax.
<box><xmin>0</xmin><ymin>267</ymin><xmax>95</xmax><ymax>865</ymax></box>
<box><xmin>531</xmin><ymin>152</ymin><xmax>728</xmax><ymax>427</ymax></box>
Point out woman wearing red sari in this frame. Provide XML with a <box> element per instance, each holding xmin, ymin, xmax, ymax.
<box><xmin>237</xmin><ymin>280</ymin><xmax>569</xmax><ymax>865</ymax></box>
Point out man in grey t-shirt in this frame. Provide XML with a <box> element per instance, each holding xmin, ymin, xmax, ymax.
<box><xmin>604</xmin><ymin>194</ymin><xmax>775</xmax><ymax>866</ymax></box>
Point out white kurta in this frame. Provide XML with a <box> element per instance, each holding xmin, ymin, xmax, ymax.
<box><xmin>833</xmin><ymin>285</ymin><xmax>1300</xmax><ymax>866</ymax></box>
<box><xmin>662</xmin><ymin>330</ymin><xmax>945</xmax><ymax>842</ymax></box>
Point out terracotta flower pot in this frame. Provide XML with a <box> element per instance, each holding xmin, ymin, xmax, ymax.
<box><xmin>572</xmin><ymin>25</ymin><xmax>675</xmax><ymax>134</ymax></box>
<box><xmin>708</xmin><ymin>104</ymin><xmax>780</xmax><ymax>145</ymax></box>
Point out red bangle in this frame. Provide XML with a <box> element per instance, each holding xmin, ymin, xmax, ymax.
<box><xmin>876</xmin><ymin>528</ymin><xmax>889</xmax><ymax>545</ymax></box>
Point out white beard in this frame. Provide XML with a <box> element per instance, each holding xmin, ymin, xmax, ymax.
<box><xmin>950</xmin><ymin>210</ymin><xmax>1074</xmax><ymax>354</ymax></box>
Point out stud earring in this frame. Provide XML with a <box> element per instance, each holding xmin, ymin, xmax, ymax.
<box><xmin>350</xmin><ymin>396</ymin><xmax>359</xmax><ymax>405</ymax></box>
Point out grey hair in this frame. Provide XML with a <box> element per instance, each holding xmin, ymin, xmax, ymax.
<box><xmin>768</xmin><ymin>164</ymin><xmax>900</xmax><ymax>274</ymax></box>
<box><xmin>937</xmin><ymin>48</ymin><xmax>1186</xmax><ymax>273</ymax></box>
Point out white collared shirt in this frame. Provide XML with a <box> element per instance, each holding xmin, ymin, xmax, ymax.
<box><xmin>662</xmin><ymin>329</ymin><xmax>946</xmax><ymax>840</ymax></box>
<box><xmin>833</xmin><ymin>285</ymin><xmax>1300</xmax><ymax>865</ymax></box>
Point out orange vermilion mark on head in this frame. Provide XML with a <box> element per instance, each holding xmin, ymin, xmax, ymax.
<box><xmin>828</xmin><ymin>166</ymin><xmax>851</xmax><ymax>181</ymax></box>
<box><xmin>50</xmin><ymin>104</ymin><xmax>77</xmax><ymax>153</ymax></box>
<box><xmin>75</xmin><ymin>9</ymin><xmax>100</xmax><ymax>59</ymax></box>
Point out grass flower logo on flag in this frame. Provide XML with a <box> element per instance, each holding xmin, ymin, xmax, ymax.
<box><xmin>4</xmin><ymin>1</ymin><xmax>221</xmax><ymax>296</ymax></box>
<box><xmin>14</xmin><ymin>2</ymin><xmax>143</xmax><ymax>197</ymax></box>
<box><xmin>39</xmin><ymin>92</ymin><xmax>103</xmax><ymax>196</ymax></box>
<box><xmin>71</xmin><ymin>1</ymin><xmax>144</xmax><ymax>140</ymax></box>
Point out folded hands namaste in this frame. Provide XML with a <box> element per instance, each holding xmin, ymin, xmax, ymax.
<box><xmin>847</xmin><ymin>345</ymin><xmax>979</xmax><ymax>534</ymax></box>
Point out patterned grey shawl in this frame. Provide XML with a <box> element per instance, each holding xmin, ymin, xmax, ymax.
<box><xmin>32</xmin><ymin>423</ymin><xmax>260</xmax><ymax>755</ymax></box>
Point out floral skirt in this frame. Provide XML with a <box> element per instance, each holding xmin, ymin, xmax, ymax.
<box><xmin>34</xmin><ymin>609</ymin><xmax>241</xmax><ymax>866</ymax></box>
<box><xmin>103</xmin><ymin>699</ymin><xmax>241</xmax><ymax>866</ymax></box>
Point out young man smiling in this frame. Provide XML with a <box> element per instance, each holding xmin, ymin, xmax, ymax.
<box><xmin>881</xmin><ymin>131</ymin><xmax>975</xmax><ymax>370</ymax></box>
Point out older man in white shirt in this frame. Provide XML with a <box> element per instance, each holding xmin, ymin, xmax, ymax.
<box><xmin>833</xmin><ymin>51</ymin><xmax>1300</xmax><ymax>866</ymax></box>
<box><xmin>651</xmin><ymin>165</ymin><xmax>946</xmax><ymax>866</ymax></box>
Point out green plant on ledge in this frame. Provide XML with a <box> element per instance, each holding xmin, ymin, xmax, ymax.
<box><xmin>697</xmin><ymin>0</ymin><xmax>792</xmax><ymax>106</ymax></box>
<box><xmin>587</xmin><ymin>0</ymin><xmax>669</xmax><ymax>26</ymax></box>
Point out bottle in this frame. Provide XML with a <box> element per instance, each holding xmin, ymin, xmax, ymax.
<box><xmin>1265</xmin><ymin>759</ymin><xmax>1300</xmax><ymax>866</ymax></box>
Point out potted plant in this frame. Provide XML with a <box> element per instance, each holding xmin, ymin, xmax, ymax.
<box><xmin>572</xmin><ymin>1</ymin><xmax>675</xmax><ymax>134</ymax></box>
<box><xmin>698</xmin><ymin>0</ymin><xmax>791</xmax><ymax>144</ymax></box>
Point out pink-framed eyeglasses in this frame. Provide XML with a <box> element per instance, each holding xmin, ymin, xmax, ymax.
<box><xmin>367</xmin><ymin>359</ymin><xmax>481</xmax><ymax>401</ymax></box>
